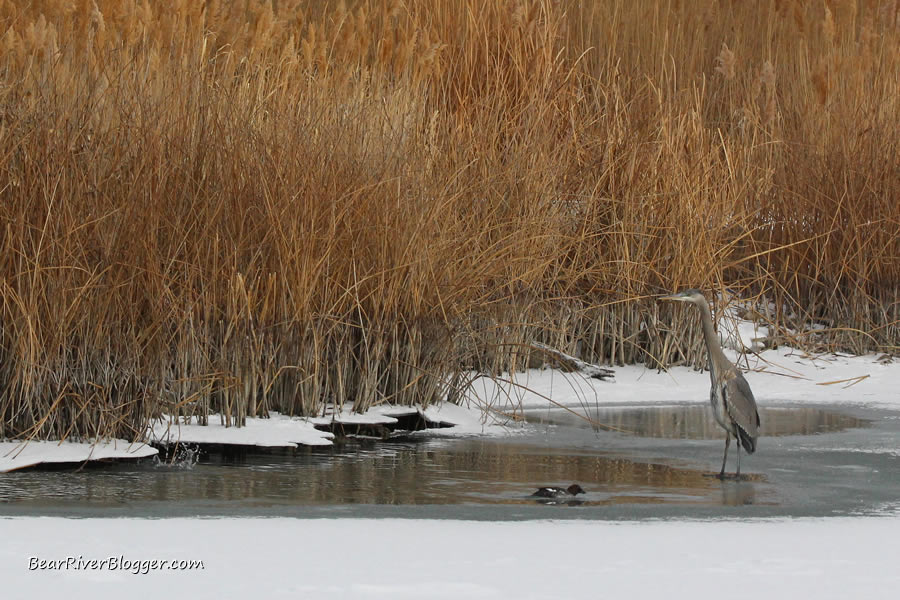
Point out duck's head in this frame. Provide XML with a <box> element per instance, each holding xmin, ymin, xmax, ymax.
<box><xmin>566</xmin><ymin>484</ymin><xmax>586</xmax><ymax>496</ymax></box>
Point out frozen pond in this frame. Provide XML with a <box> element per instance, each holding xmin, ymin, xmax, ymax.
<box><xmin>1</xmin><ymin>403</ymin><xmax>898</xmax><ymax>520</ymax></box>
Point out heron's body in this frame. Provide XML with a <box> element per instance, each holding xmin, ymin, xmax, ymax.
<box><xmin>660</xmin><ymin>289</ymin><xmax>760</xmax><ymax>478</ymax></box>
<box><xmin>708</xmin><ymin>363</ymin><xmax>730</xmax><ymax>432</ymax></box>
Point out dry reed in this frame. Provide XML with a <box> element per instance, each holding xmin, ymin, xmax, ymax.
<box><xmin>0</xmin><ymin>0</ymin><xmax>897</xmax><ymax>441</ymax></box>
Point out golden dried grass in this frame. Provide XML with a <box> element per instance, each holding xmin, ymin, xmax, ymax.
<box><xmin>0</xmin><ymin>0</ymin><xmax>897</xmax><ymax>440</ymax></box>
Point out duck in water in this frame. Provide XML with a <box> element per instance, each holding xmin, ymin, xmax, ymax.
<box><xmin>531</xmin><ymin>484</ymin><xmax>586</xmax><ymax>498</ymax></box>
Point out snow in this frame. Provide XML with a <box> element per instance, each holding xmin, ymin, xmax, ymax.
<box><xmin>310</xmin><ymin>404</ymin><xmax>415</xmax><ymax>426</ymax></box>
<box><xmin>420</xmin><ymin>400</ymin><xmax>506</xmax><ymax>435</ymax></box>
<box><xmin>0</xmin><ymin>440</ymin><xmax>157</xmax><ymax>473</ymax></box>
<box><xmin>146</xmin><ymin>401</ymin><xmax>508</xmax><ymax>449</ymax></box>
<box><xmin>464</xmin><ymin>347</ymin><xmax>900</xmax><ymax>414</ymax></box>
<box><xmin>0</xmin><ymin>401</ymin><xmax>504</xmax><ymax>471</ymax></box>
<box><xmin>2</xmin><ymin>517</ymin><xmax>898</xmax><ymax>599</ymax></box>
<box><xmin>309</xmin><ymin>402</ymin><xmax>506</xmax><ymax>435</ymax></box>
<box><xmin>718</xmin><ymin>304</ymin><xmax>770</xmax><ymax>352</ymax></box>
<box><xmin>148</xmin><ymin>413</ymin><xmax>335</xmax><ymax>448</ymax></box>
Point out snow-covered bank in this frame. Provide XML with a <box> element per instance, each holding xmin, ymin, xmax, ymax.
<box><xmin>0</xmin><ymin>401</ymin><xmax>505</xmax><ymax>472</ymax></box>
<box><xmin>311</xmin><ymin>401</ymin><xmax>503</xmax><ymax>435</ymax></box>
<box><xmin>7</xmin><ymin>347</ymin><xmax>894</xmax><ymax>469</ymax></box>
<box><xmin>3</xmin><ymin>517</ymin><xmax>898</xmax><ymax>600</ymax></box>
<box><xmin>144</xmin><ymin>343</ymin><xmax>900</xmax><ymax>452</ymax></box>
<box><xmin>465</xmin><ymin>347</ymin><xmax>900</xmax><ymax>414</ymax></box>
<box><xmin>0</xmin><ymin>440</ymin><xmax>157</xmax><ymax>473</ymax></box>
<box><xmin>149</xmin><ymin>412</ymin><xmax>335</xmax><ymax>448</ymax></box>
<box><xmin>149</xmin><ymin>403</ymin><xmax>502</xmax><ymax>448</ymax></box>
<box><xmin>148</xmin><ymin>402</ymin><xmax>506</xmax><ymax>449</ymax></box>
<box><xmin>5</xmin><ymin>303</ymin><xmax>897</xmax><ymax>465</ymax></box>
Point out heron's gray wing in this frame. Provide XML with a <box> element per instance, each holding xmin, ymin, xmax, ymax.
<box><xmin>723</xmin><ymin>372</ymin><xmax>760</xmax><ymax>451</ymax></box>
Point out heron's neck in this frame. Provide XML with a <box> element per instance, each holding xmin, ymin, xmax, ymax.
<box><xmin>696</xmin><ymin>299</ymin><xmax>728</xmax><ymax>367</ymax></box>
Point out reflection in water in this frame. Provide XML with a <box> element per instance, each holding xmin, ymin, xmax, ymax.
<box><xmin>720</xmin><ymin>482</ymin><xmax>758</xmax><ymax>507</ymax></box>
<box><xmin>525</xmin><ymin>405</ymin><xmax>867</xmax><ymax>439</ymax></box>
<box><xmin>0</xmin><ymin>438</ymin><xmax>772</xmax><ymax>509</ymax></box>
<box><xmin>1</xmin><ymin>404</ymin><xmax>893</xmax><ymax>519</ymax></box>
<box><xmin>7</xmin><ymin>404</ymin><xmax>858</xmax><ymax>511</ymax></box>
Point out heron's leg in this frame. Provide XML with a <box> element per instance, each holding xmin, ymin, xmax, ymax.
<box><xmin>736</xmin><ymin>440</ymin><xmax>742</xmax><ymax>479</ymax></box>
<box><xmin>719</xmin><ymin>432</ymin><xmax>731</xmax><ymax>479</ymax></box>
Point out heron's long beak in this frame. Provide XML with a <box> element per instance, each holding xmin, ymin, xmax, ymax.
<box><xmin>658</xmin><ymin>294</ymin><xmax>688</xmax><ymax>302</ymax></box>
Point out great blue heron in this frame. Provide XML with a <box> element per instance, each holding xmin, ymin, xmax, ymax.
<box><xmin>659</xmin><ymin>289</ymin><xmax>760</xmax><ymax>479</ymax></box>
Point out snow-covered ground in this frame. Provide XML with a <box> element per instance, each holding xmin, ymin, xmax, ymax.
<box><xmin>0</xmin><ymin>440</ymin><xmax>157</xmax><ymax>473</ymax></box>
<box><xmin>149</xmin><ymin>412</ymin><xmax>336</xmax><ymax>448</ymax></box>
<box><xmin>312</xmin><ymin>400</ymin><xmax>502</xmax><ymax>435</ymax></box>
<box><xmin>465</xmin><ymin>347</ymin><xmax>898</xmax><ymax>416</ymax></box>
<box><xmin>147</xmin><ymin>400</ymin><xmax>504</xmax><ymax>448</ymax></box>
<box><xmin>2</xmin><ymin>517</ymin><xmax>898</xmax><ymax>599</ymax></box>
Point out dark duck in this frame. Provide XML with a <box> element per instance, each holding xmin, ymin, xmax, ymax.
<box><xmin>531</xmin><ymin>484</ymin><xmax>585</xmax><ymax>498</ymax></box>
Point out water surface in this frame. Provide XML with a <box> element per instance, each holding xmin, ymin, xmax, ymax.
<box><xmin>525</xmin><ymin>404</ymin><xmax>867</xmax><ymax>438</ymax></box>
<box><xmin>1</xmin><ymin>403</ymin><xmax>897</xmax><ymax>520</ymax></box>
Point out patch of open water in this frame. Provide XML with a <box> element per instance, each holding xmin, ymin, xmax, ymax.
<box><xmin>525</xmin><ymin>405</ymin><xmax>867</xmax><ymax>438</ymax></box>
<box><xmin>0</xmin><ymin>403</ymin><xmax>897</xmax><ymax>520</ymax></box>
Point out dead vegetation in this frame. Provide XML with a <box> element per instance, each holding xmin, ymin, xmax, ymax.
<box><xmin>0</xmin><ymin>0</ymin><xmax>897</xmax><ymax>440</ymax></box>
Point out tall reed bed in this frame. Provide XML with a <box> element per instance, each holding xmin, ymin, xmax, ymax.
<box><xmin>0</xmin><ymin>0</ymin><xmax>897</xmax><ymax>440</ymax></box>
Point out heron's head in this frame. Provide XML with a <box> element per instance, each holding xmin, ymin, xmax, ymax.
<box><xmin>658</xmin><ymin>289</ymin><xmax>706</xmax><ymax>305</ymax></box>
<box><xmin>566</xmin><ymin>484</ymin><xmax>586</xmax><ymax>496</ymax></box>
